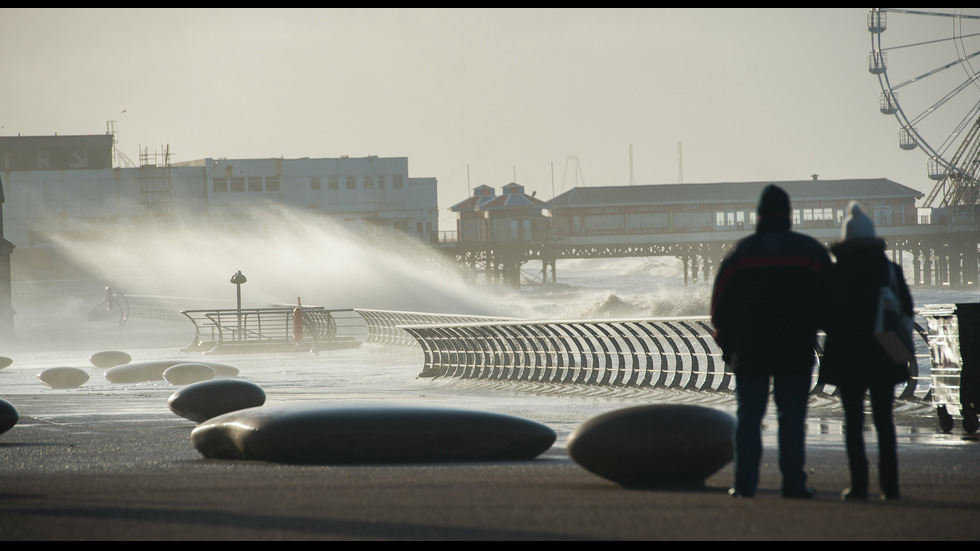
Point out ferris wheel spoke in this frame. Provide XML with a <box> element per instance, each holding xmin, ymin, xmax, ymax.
<box><xmin>882</xmin><ymin>8</ymin><xmax>980</xmax><ymax>22</ymax></box>
<box><xmin>888</xmin><ymin>49</ymin><xmax>980</xmax><ymax>91</ymax></box>
<box><xmin>906</xmin><ymin>73</ymin><xmax>980</xmax><ymax>127</ymax></box>
<box><xmin>933</xmin><ymin>101</ymin><xmax>980</xmax><ymax>156</ymax></box>
<box><xmin>882</xmin><ymin>31</ymin><xmax>980</xmax><ymax>53</ymax></box>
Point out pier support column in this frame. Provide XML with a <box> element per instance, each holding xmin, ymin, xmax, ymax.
<box><xmin>913</xmin><ymin>248</ymin><xmax>921</xmax><ymax>286</ymax></box>
<box><xmin>922</xmin><ymin>247</ymin><xmax>933</xmax><ymax>287</ymax></box>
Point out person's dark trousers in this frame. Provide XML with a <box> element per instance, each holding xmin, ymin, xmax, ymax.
<box><xmin>733</xmin><ymin>373</ymin><xmax>811</xmax><ymax>496</ymax></box>
<box><xmin>839</xmin><ymin>383</ymin><xmax>899</xmax><ymax>498</ymax></box>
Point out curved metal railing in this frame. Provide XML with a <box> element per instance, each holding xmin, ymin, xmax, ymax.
<box><xmin>397</xmin><ymin>314</ymin><xmax>934</xmax><ymax>399</ymax></box>
<box><xmin>180</xmin><ymin>307</ymin><xmax>364</xmax><ymax>353</ymax></box>
<box><xmin>352</xmin><ymin>309</ymin><xmax>518</xmax><ymax>347</ymax></box>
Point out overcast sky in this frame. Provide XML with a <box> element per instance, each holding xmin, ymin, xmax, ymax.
<box><xmin>1</xmin><ymin>8</ymin><xmax>971</xmax><ymax>216</ymax></box>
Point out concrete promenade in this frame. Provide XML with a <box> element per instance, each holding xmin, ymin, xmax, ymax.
<box><xmin>1</xmin><ymin>389</ymin><xmax>978</xmax><ymax>541</ymax></box>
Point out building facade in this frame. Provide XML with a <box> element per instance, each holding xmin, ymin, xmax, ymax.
<box><xmin>450</xmin><ymin>182</ymin><xmax>551</xmax><ymax>244</ymax></box>
<box><xmin>0</xmin><ymin>134</ymin><xmax>439</xmax><ymax>281</ymax></box>
<box><xmin>548</xmin><ymin>178</ymin><xmax>924</xmax><ymax>239</ymax></box>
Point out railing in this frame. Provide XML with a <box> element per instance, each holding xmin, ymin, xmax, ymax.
<box><xmin>88</xmin><ymin>291</ymin><xmax>227</xmax><ymax>326</ymax></box>
<box><xmin>352</xmin><ymin>309</ymin><xmax>518</xmax><ymax>347</ymax></box>
<box><xmin>919</xmin><ymin>303</ymin><xmax>980</xmax><ymax>433</ymax></box>
<box><xmin>396</xmin><ymin>315</ymin><xmax>935</xmax><ymax>400</ymax></box>
<box><xmin>181</xmin><ymin>307</ymin><xmax>364</xmax><ymax>353</ymax></box>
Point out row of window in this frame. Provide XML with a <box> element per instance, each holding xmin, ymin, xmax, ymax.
<box><xmin>312</xmin><ymin>175</ymin><xmax>405</xmax><ymax>191</ymax></box>
<box><xmin>714</xmin><ymin>208</ymin><xmax>841</xmax><ymax>229</ymax></box>
<box><xmin>213</xmin><ymin>177</ymin><xmax>280</xmax><ymax>193</ymax></box>
<box><xmin>213</xmin><ymin>175</ymin><xmax>406</xmax><ymax>193</ymax></box>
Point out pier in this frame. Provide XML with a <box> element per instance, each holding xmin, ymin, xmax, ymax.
<box><xmin>440</xmin><ymin>222</ymin><xmax>980</xmax><ymax>288</ymax></box>
<box><xmin>440</xmin><ymin>178</ymin><xmax>980</xmax><ymax>288</ymax></box>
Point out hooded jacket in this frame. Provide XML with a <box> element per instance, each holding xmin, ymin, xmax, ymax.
<box><xmin>818</xmin><ymin>237</ymin><xmax>913</xmax><ymax>388</ymax></box>
<box><xmin>710</xmin><ymin>186</ymin><xmax>832</xmax><ymax>379</ymax></box>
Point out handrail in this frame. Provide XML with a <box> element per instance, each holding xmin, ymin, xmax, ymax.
<box><xmin>180</xmin><ymin>307</ymin><xmax>363</xmax><ymax>353</ymax></box>
<box><xmin>398</xmin><ymin>314</ymin><xmax>935</xmax><ymax>399</ymax></box>
<box><xmin>352</xmin><ymin>309</ymin><xmax>519</xmax><ymax>347</ymax></box>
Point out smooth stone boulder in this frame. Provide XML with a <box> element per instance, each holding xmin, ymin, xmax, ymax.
<box><xmin>566</xmin><ymin>404</ymin><xmax>735</xmax><ymax>489</ymax></box>
<box><xmin>89</xmin><ymin>350</ymin><xmax>132</xmax><ymax>369</ymax></box>
<box><xmin>104</xmin><ymin>359</ymin><xmax>238</xmax><ymax>384</ymax></box>
<box><xmin>164</xmin><ymin>363</ymin><xmax>216</xmax><ymax>386</ymax></box>
<box><xmin>200</xmin><ymin>362</ymin><xmax>239</xmax><ymax>377</ymax></box>
<box><xmin>0</xmin><ymin>357</ymin><xmax>12</xmax><ymax>370</ymax></box>
<box><xmin>104</xmin><ymin>360</ymin><xmax>181</xmax><ymax>384</ymax></box>
<box><xmin>0</xmin><ymin>399</ymin><xmax>17</xmax><ymax>435</ymax></box>
<box><xmin>37</xmin><ymin>367</ymin><xmax>90</xmax><ymax>389</ymax></box>
<box><xmin>168</xmin><ymin>379</ymin><xmax>266</xmax><ymax>423</ymax></box>
<box><xmin>191</xmin><ymin>403</ymin><xmax>557</xmax><ymax>464</ymax></box>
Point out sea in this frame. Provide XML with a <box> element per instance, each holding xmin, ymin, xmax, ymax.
<box><xmin>2</xmin><ymin>215</ymin><xmax>979</xmax><ymax>452</ymax></box>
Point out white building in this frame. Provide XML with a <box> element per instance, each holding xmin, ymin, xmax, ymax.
<box><xmin>1</xmin><ymin>134</ymin><xmax>439</xmax><ymax>281</ymax></box>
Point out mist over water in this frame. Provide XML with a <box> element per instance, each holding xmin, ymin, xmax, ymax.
<box><xmin>50</xmin><ymin>205</ymin><xmax>509</xmax><ymax>317</ymax></box>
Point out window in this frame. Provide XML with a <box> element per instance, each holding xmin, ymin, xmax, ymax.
<box><xmin>230</xmin><ymin>178</ymin><xmax>245</xmax><ymax>192</ymax></box>
<box><xmin>364</xmin><ymin>175</ymin><xmax>375</xmax><ymax>190</ymax></box>
<box><xmin>328</xmin><ymin>176</ymin><xmax>339</xmax><ymax>190</ymax></box>
<box><xmin>265</xmin><ymin>177</ymin><xmax>280</xmax><ymax>191</ymax></box>
<box><xmin>392</xmin><ymin>175</ymin><xmax>403</xmax><ymax>188</ymax></box>
<box><xmin>248</xmin><ymin>177</ymin><xmax>262</xmax><ymax>192</ymax></box>
<box><xmin>213</xmin><ymin>178</ymin><xmax>228</xmax><ymax>192</ymax></box>
<box><xmin>346</xmin><ymin>176</ymin><xmax>357</xmax><ymax>190</ymax></box>
<box><xmin>310</xmin><ymin>177</ymin><xmax>321</xmax><ymax>191</ymax></box>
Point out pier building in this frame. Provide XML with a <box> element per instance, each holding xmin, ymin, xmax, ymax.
<box><xmin>444</xmin><ymin>177</ymin><xmax>979</xmax><ymax>288</ymax></box>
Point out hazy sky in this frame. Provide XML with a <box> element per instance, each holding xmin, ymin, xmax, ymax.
<box><xmin>0</xmin><ymin>8</ymin><xmax>969</xmax><ymax>216</ymax></box>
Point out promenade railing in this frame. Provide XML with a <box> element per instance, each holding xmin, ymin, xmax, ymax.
<box><xmin>180</xmin><ymin>307</ymin><xmax>364</xmax><ymax>353</ymax></box>
<box><xmin>394</xmin><ymin>314</ymin><xmax>935</xmax><ymax>401</ymax></box>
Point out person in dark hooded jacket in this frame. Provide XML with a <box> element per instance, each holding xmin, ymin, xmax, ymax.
<box><xmin>711</xmin><ymin>184</ymin><xmax>832</xmax><ymax>499</ymax></box>
<box><xmin>819</xmin><ymin>201</ymin><xmax>912</xmax><ymax>501</ymax></box>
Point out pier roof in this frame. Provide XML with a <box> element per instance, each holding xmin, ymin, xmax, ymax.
<box><xmin>549</xmin><ymin>178</ymin><xmax>923</xmax><ymax>208</ymax></box>
<box><xmin>451</xmin><ymin>182</ymin><xmax>548</xmax><ymax>212</ymax></box>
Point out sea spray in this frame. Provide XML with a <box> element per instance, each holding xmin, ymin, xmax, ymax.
<box><xmin>43</xmin><ymin>203</ymin><xmax>507</xmax><ymax>317</ymax></box>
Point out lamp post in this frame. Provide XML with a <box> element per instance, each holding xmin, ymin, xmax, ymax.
<box><xmin>230</xmin><ymin>270</ymin><xmax>247</xmax><ymax>340</ymax></box>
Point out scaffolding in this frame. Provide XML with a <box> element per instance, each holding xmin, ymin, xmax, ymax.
<box><xmin>138</xmin><ymin>145</ymin><xmax>175</xmax><ymax>217</ymax></box>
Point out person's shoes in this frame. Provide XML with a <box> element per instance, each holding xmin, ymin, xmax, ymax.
<box><xmin>729</xmin><ymin>487</ymin><xmax>754</xmax><ymax>498</ymax></box>
<box><xmin>841</xmin><ymin>488</ymin><xmax>868</xmax><ymax>501</ymax></box>
<box><xmin>782</xmin><ymin>486</ymin><xmax>816</xmax><ymax>499</ymax></box>
<box><xmin>881</xmin><ymin>489</ymin><xmax>900</xmax><ymax>500</ymax></box>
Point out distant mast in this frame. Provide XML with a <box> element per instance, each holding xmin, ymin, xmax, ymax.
<box><xmin>629</xmin><ymin>144</ymin><xmax>635</xmax><ymax>186</ymax></box>
<box><xmin>677</xmin><ymin>142</ymin><xmax>684</xmax><ymax>184</ymax></box>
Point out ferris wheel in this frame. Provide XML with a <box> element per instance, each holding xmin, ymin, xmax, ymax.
<box><xmin>868</xmin><ymin>8</ymin><xmax>980</xmax><ymax>207</ymax></box>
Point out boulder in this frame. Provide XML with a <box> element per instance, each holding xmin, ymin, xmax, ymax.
<box><xmin>104</xmin><ymin>360</ymin><xmax>182</xmax><ymax>384</ymax></box>
<box><xmin>566</xmin><ymin>404</ymin><xmax>735</xmax><ymax>489</ymax></box>
<box><xmin>200</xmin><ymin>362</ymin><xmax>240</xmax><ymax>377</ymax></box>
<box><xmin>0</xmin><ymin>357</ymin><xmax>12</xmax><ymax>370</ymax></box>
<box><xmin>104</xmin><ymin>359</ymin><xmax>238</xmax><ymax>384</ymax></box>
<box><xmin>168</xmin><ymin>379</ymin><xmax>266</xmax><ymax>423</ymax></box>
<box><xmin>163</xmin><ymin>363</ymin><xmax>216</xmax><ymax>385</ymax></box>
<box><xmin>0</xmin><ymin>399</ymin><xmax>17</xmax><ymax>435</ymax></box>
<box><xmin>191</xmin><ymin>403</ymin><xmax>557</xmax><ymax>464</ymax></box>
<box><xmin>37</xmin><ymin>367</ymin><xmax>90</xmax><ymax>389</ymax></box>
<box><xmin>89</xmin><ymin>350</ymin><xmax>132</xmax><ymax>369</ymax></box>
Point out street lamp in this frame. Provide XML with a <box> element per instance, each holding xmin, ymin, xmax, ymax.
<box><xmin>230</xmin><ymin>270</ymin><xmax>247</xmax><ymax>340</ymax></box>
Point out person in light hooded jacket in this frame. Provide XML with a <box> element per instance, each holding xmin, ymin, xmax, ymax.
<box><xmin>819</xmin><ymin>201</ymin><xmax>912</xmax><ymax>501</ymax></box>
